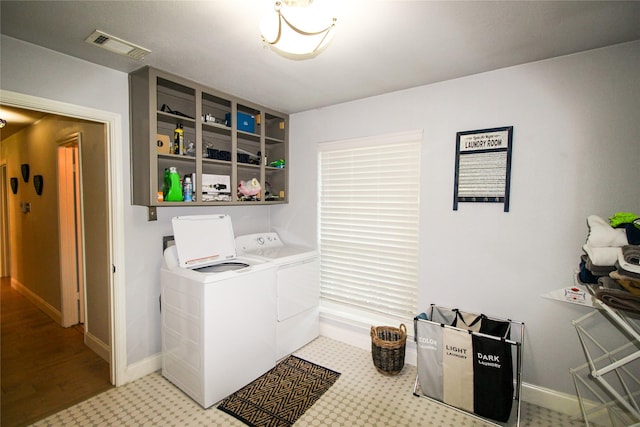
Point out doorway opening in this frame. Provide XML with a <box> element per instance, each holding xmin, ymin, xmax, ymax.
<box><xmin>0</xmin><ymin>89</ymin><xmax>126</xmax><ymax>386</ymax></box>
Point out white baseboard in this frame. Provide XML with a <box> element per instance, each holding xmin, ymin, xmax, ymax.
<box><xmin>11</xmin><ymin>278</ymin><xmax>62</xmax><ymax>324</ymax></box>
<box><xmin>319</xmin><ymin>315</ymin><xmax>584</xmax><ymax>418</ymax></box>
<box><xmin>521</xmin><ymin>383</ymin><xmax>581</xmax><ymax>417</ymax></box>
<box><xmin>121</xmin><ymin>353</ymin><xmax>163</xmax><ymax>385</ymax></box>
<box><xmin>85</xmin><ymin>331</ymin><xmax>110</xmax><ymax>363</ymax></box>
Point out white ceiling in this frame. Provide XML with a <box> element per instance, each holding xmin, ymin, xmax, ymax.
<box><xmin>0</xmin><ymin>105</ymin><xmax>48</xmax><ymax>139</ymax></box>
<box><xmin>1</xmin><ymin>1</ymin><xmax>640</xmax><ymax>114</ymax></box>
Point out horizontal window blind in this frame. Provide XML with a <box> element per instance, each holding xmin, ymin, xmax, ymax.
<box><xmin>318</xmin><ymin>130</ymin><xmax>422</xmax><ymax>324</ymax></box>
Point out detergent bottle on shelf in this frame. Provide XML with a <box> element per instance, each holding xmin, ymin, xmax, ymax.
<box><xmin>165</xmin><ymin>167</ymin><xmax>183</xmax><ymax>202</ymax></box>
<box><xmin>162</xmin><ymin>168</ymin><xmax>170</xmax><ymax>200</ymax></box>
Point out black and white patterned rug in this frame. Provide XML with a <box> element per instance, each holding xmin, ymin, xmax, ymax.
<box><xmin>217</xmin><ymin>355</ymin><xmax>341</xmax><ymax>427</ymax></box>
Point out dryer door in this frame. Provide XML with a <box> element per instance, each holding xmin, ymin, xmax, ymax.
<box><xmin>277</xmin><ymin>258</ymin><xmax>320</xmax><ymax>321</ymax></box>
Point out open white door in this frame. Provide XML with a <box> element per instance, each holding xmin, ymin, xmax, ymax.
<box><xmin>57</xmin><ymin>133</ymin><xmax>85</xmax><ymax>327</ymax></box>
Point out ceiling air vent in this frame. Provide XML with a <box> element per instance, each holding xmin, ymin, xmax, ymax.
<box><xmin>85</xmin><ymin>30</ymin><xmax>151</xmax><ymax>61</ymax></box>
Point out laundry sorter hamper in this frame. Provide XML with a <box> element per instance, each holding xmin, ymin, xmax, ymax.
<box><xmin>413</xmin><ymin>304</ymin><xmax>525</xmax><ymax>426</ymax></box>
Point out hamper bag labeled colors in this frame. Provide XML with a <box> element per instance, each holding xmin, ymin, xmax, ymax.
<box><xmin>430</xmin><ymin>305</ymin><xmax>457</xmax><ymax>325</ymax></box>
<box><xmin>415</xmin><ymin>318</ymin><xmax>444</xmax><ymax>400</ymax></box>
<box><xmin>371</xmin><ymin>324</ymin><xmax>407</xmax><ymax>375</ymax></box>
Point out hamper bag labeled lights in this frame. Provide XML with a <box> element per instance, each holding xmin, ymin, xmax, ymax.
<box><xmin>371</xmin><ymin>324</ymin><xmax>407</xmax><ymax>375</ymax></box>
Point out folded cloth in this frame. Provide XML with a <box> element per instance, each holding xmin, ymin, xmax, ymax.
<box><xmin>615</xmin><ymin>261</ymin><xmax>640</xmax><ymax>280</ymax></box>
<box><xmin>610</xmin><ymin>270</ymin><xmax>640</xmax><ymax>287</ymax></box>
<box><xmin>584</xmin><ymin>255</ymin><xmax>616</xmax><ymax>276</ymax></box>
<box><xmin>609</xmin><ymin>271</ymin><xmax>640</xmax><ymax>296</ymax></box>
<box><xmin>579</xmin><ymin>257</ymin><xmax>600</xmax><ymax>283</ymax></box>
<box><xmin>617</xmin><ymin>246</ymin><xmax>640</xmax><ymax>274</ymax></box>
<box><xmin>594</xmin><ymin>277</ymin><xmax>640</xmax><ymax>314</ymax></box>
<box><xmin>625</xmin><ymin>223</ymin><xmax>640</xmax><ymax>245</ymax></box>
<box><xmin>609</xmin><ymin>212</ymin><xmax>639</xmax><ymax>228</ymax></box>
<box><xmin>586</xmin><ymin>215</ymin><xmax>629</xmax><ymax>247</ymax></box>
<box><xmin>618</xmin><ymin>281</ymin><xmax>640</xmax><ymax>296</ymax></box>
<box><xmin>583</xmin><ymin>244</ymin><xmax>622</xmax><ymax>267</ymax></box>
<box><xmin>622</xmin><ymin>245</ymin><xmax>640</xmax><ymax>265</ymax></box>
<box><xmin>598</xmin><ymin>276</ymin><xmax>624</xmax><ymax>291</ymax></box>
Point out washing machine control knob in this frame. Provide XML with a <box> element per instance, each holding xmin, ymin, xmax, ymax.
<box><xmin>257</xmin><ymin>237</ymin><xmax>265</xmax><ymax>245</ymax></box>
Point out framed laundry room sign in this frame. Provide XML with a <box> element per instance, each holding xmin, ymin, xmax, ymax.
<box><xmin>453</xmin><ymin>126</ymin><xmax>513</xmax><ymax>212</ymax></box>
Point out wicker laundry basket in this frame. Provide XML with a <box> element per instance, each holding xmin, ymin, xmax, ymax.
<box><xmin>370</xmin><ymin>324</ymin><xmax>407</xmax><ymax>375</ymax></box>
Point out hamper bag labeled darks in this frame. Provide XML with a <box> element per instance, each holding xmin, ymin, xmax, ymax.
<box><xmin>472</xmin><ymin>333</ymin><xmax>514</xmax><ymax>422</ymax></box>
<box><xmin>371</xmin><ymin>324</ymin><xmax>407</xmax><ymax>375</ymax></box>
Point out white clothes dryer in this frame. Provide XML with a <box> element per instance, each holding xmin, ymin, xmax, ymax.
<box><xmin>235</xmin><ymin>232</ymin><xmax>319</xmax><ymax>359</ymax></box>
<box><xmin>161</xmin><ymin>215</ymin><xmax>277</xmax><ymax>408</ymax></box>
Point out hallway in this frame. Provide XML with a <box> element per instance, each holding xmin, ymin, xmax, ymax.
<box><xmin>1</xmin><ymin>277</ymin><xmax>112</xmax><ymax>427</ymax></box>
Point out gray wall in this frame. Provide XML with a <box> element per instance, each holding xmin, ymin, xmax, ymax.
<box><xmin>272</xmin><ymin>40</ymin><xmax>640</xmax><ymax>395</ymax></box>
<box><xmin>0</xmin><ymin>35</ymin><xmax>272</xmax><ymax>365</ymax></box>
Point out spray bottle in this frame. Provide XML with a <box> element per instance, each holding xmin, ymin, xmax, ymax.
<box><xmin>173</xmin><ymin>123</ymin><xmax>184</xmax><ymax>155</ymax></box>
<box><xmin>183</xmin><ymin>176</ymin><xmax>193</xmax><ymax>202</ymax></box>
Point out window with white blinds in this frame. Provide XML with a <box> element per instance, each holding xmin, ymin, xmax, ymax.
<box><xmin>318</xmin><ymin>130</ymin><xmax>422</xmax><ymax>325</ymax></box>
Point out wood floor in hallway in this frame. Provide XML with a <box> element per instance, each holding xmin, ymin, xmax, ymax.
<box><xmin>1</xmin><ymin>277</ymin><xmax>112</xmax><ymax>427</ymax></box>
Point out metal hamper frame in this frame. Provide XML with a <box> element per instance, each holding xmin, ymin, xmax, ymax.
<box><xmin>413</xmin><ymin>304</ymin><xmax>525</xmax><ymax>427</ymax></box>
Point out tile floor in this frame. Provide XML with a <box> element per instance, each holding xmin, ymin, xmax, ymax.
<box><xmin>32</xmin><ymin>336</ymin><xmax>585</xmax><ymax>426</ymax></box>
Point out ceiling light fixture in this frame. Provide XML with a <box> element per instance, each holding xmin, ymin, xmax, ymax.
<box><xmin>260</xmin><ymin>0</ymin><xmax>337</xmax><ymax>60</ymax></box>
<box><xmin>0</xmin><ymin>118</ymin><xmax>6</xmax><ymax>128</ymax></box>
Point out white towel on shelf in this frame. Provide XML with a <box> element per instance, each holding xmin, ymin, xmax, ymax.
<box><xmin>586</xmin><ymin>215</ymin><xmax>628</xmax><ymax>247</ymax></box>
<box><xmin>583</xmin><ymin>244</ymin><xmax>622</xmax><ymax>267</ymax></box>
<box><xmin>618</xmin><ymin>249</ymin><xmax>640</xmax><ymax>274</ymax></box>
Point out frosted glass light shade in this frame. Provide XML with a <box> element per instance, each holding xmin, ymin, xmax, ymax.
<box><xmin>260</xmin><ymin>0</ymin><xmax>336</xmax><ymax>59</ymax></box>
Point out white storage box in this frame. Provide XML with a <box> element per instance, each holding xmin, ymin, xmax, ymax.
<box><xmin>202</xmin><ymin>174</ymin><xmax>231</xmax><ymax>195</ymax></box>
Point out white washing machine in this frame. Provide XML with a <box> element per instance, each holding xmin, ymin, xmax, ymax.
<box><xmin>161</xmin><ymin>215</ymin><xmax>277</xmax><ymax>408</ymax></box>
<box><xmin>235</xmin><ymin>232</ymin><xmax>319</xmax><ymax>360</ymax></box>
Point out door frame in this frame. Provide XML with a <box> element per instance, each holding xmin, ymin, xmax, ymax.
<box><xmin>0</xmin><ymin>164</ymin><xmax>9</xmax><ymax>277</ymax></box>
<box><xmin>0</xmin><ymin>89</ymin><xmax>126</xmax><ymax>386</ymax></box>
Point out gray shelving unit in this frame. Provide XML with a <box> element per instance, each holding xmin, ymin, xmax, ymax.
<box><xmin>129</xmin><ymin>66</ymin><xmax>288</xmax><ymax>207</ymax></box>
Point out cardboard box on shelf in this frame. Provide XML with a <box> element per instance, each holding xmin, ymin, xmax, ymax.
<box><xmin>157</xmin><ymin>134</ymin><xmax>171</xmax><ymax>154</ymax></box>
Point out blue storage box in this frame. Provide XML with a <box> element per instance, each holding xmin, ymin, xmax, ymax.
<box><xmin>225</xmin><ymin>112</ymin><xmax>255</xmax><ymax>133</ymax></box>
